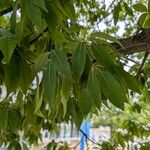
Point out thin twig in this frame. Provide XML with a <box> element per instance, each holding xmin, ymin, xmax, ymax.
<box><xmin>72</xmin><ymin>135</ymin><xmax>84</xmax><ymax>149</ymax></box>
<box><xmin>136</xmin><ymin>50</ymin><xmax>149</xmax><ymax>78</ymax></box>
<box><xmin>121</xmin><ymin>56</ymin><xmax>139</xmax><ymax>65</ymax></box>
<box><xmin>29</xmin><ymin>27</ymin><xmax>49</xmax><ymax>44</ymax></box>
<box><xmin>79</xmin><ymin>129</ymin><xmax>101</xmax><ymax>146</ymax></box>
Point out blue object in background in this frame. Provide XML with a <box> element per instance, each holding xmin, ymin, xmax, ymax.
<box><xmin>80</xmin><ymin>120</ymin><xmax>90</xmax><ymax>150</ymax></box>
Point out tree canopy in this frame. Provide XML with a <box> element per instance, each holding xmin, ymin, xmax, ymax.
<box><xmin>0</xmin><ymin>0</ymin><xmax>150</xmax><ymax>148</ymax></box>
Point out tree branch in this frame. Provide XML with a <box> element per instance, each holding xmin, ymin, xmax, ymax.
<box><xmin>113</xmin><ymin>29</ymin><xmax>150</xmax><ymax>55</ymax></box>
<box><xmin>79</xmin><ymin>129</ymin><xmax>101</xmax><ymax>146</ymax></box>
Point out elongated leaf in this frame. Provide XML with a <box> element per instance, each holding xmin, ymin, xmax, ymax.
<box><xmin>143</xmin><ymin>13</ymin><xmax>150</xmax><ymax>29</ymax></box>
<box><xmin>16</xmin><ymin>91</ymin><xmax>23</xmax><ymax>109</ymax></box>
<box><xmin>22</xmin><ymin>98</ymin><xmax>36</xmax><ymax>128</ymax></box>
<box><xmin>10</xmin><ymin>2</ymin><xmax>17</xmax><ymax>32</ymax></box>
<box><xmin>113</xmin><ymin>2</ymin><xmax>122</xmax><ymax>25</ymax></box>
<box><xmin>148</xmin><ymin>0</ymin><xmax>150</xmax><ymax>12</ymax></box>
<box><xmin>117</xmin><ymin>67</ymin><xmax>141</xmax><ymax>93</ymax></box>
<box><xmin>44</xmin><ymin>3</ymin><xmax>58</xmax><ymax>30</ymax></box>
<box><xmin>67</xmin><ymin>98</ymin><xmax>83</xmax><ymax>128</ymax></box>
<box><xmin>43</xmin><ymin>61</ymin><xmax>57</xmax><ymax>107</ymax></box>
<box><xmin>62</xmin><ymin>77</ymin><xmax>72</xmax><ymax>100</ymax></box>
<box><xmin>97</xmin><ymin>68</ymin><xmax>127</xmax><ymax>109</ymax></box>
<box><xmin>15</xmin><ymin>22</ymin><xmax>23</xmax><ymax>42</ymax></box>
<box><xmin>72</xmin><ymin>43</ymin><xmax>86</xmax><ymax>81</ymax></box>
<box><xmin>138</xmin><ymin>13</ymin><xmax>147</xmax><ymax>27</ymax></box>
<box><xmin>33</xmin><ymin>52</ymin><xmax>50</xmax><ymax>75</ymax></box>
<box><xmin>92</xmin><ymin>43</ymin><xmax>116</xmax><ymax>70</ymax></box>
<box><xmin>32</xmin><ymin>0</ymin><xmax>48</xmax><ymax>12</ymax></box>
<box><xmin>123</xmin><ymin>2</ymin><xmax>133</xmax><ymax>16</ymax></box>
<box><xmin>35</xmin><ymin>83</ymin><xmax>44</xmax><ymax>113</ymax></box>
<box><xmin>19</xmin><ymin>60</ymin><xmax>33</xmax><ymax>93</ymax></box>
<box><xmin>87</xmin><ymin>70</ymin><xmax>101</xmax><ymax>108</ymax></box>
<box><xmin>8</xmin><ymin>109</ymin><xmax>22</xmax><ymax>131</ymax></box>
<box><xmin>132</xmin><ymin>3</ymin><xmax>147</xmax><ymax>12</ymax></box>
<box><xmin>78</xmin><ymin>84</ymin><xmax>93</xmax><ymax>115</ymax></box>
<box><xmin>53</xmin><ymin>29</ymin><xmax>68</xmax><ymax>42</ymax></box>
<box><xmin>8</xmin><ymin>140</ymin><xmax>21</xmax><ymax>150</ymax></box>
<box><xmin>61</xmin><ymin>77</ymin><xmax>72</xmax><ymax>117</ymax></box>
<box><xmin>22</xmin><ymin>142</ymin><xmax>29</xmax><ymax>150</ymax></box>
<box><xmin>67</xmin><ymin>97</ymin><xmax>76</xmax><ymax>118</ymax></box>
<box><xmin>0</xmin><ymin>29</ymin><xmax>17</xmax><ymax>63</ymax></box>
<box><xmin>81</xmin><ymin>54</ymin><xmax>92</xmax><ymax>82</ymax></box>
<box><xmin>5</xmin><ymin>54</ymin><xmax>33</xmax><ymax>94</ymax></box>
<box><xmin>58</xmin><ymin>0</ymin><xmax>76</xmax><ymax>20</ymax></box>
<box><xmin>91</xmin><ymin>32</ymin><xmax>122</xmax><ymax>46</ymax></box>
<box><xmin>51</xmin><ymin>49</ymin><xmax>72</xmax><ymax>79</ymax></box>
<box><xmin>4</xmin><ymin>53</ymin><xmax>21</xmax><ymax>94</ymax></box>
<box><xmin>0</xmin><ymin>105</ymin><xmax>8</xmax><ymax>129</ymax></box>
<box><xmin>24</xmin><ymin>0</ymin><xmax>42</xmax><ymax>27</ymax></box>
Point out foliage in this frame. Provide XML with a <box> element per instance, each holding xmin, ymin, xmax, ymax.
<box><xmin>91</xmin><ymin>95</ymin><xmax>150</xmax><ymax>149</ymax></box>
<box><xmin>46</xmin><ymin>140</ymin><xmax>69</xmax><ymax>150</ymax></box>
<box><xmin>0</xmin><ymin>0</ymin><xmax>149</xmax><ymax>148</ymax></box>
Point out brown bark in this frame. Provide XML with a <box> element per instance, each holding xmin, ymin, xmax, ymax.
<box><xmin>113</xmin><ymin>29</ymin><xmax>150</xmax><ymax>55</ymax></box>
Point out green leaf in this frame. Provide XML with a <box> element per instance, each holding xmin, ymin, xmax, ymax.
<box><xmin>92</xmin><ymin>43</ymin><xmax>116</xmax><ymax>70</ymax></box>
<box><xmin>123</xmin><ymin>2</ymin><xmax>133</xmax><ymax>16</ymax></box>
<box><xmin>97</xmin><ymin>68</ymin><xmax>127</xmax><ymax>109</ymax></box>
<box><xmin>4</xmin><ymin>53</ymin><xmax>21</xmax><ymax>94</ymax></box>
<box><xmin>47</xmin><ymin>141</ymin><xmax>57</xmax><ymax>150</ymax></box>
<box><xmin>19</xmin><ymin>60</ymin><xmax>33</xmax><ymax>93</ymax></box>
<box><xmin>62</xmin><ymin>77</ymin><xmax>72</xmax><ymax>101</ymax></box>
<box><xmin>51</xmin><ymin>49</ymin><xmax>72</xmax><ymax>79</ymax></box>
<box><xmin>67</xmin><ymin>98</ymin><xmax>83</xmax><ymax>128</ymax></box>
<box><xmin>23</xmin><ymin>100</ymin><xmax>36</xmax><ymax>129</ymax></box>
<box><xmin>44</xmin><ymin>3</ymin><xmax>58</xmax><ymax>30</ymax></box>
<box><xmin>132</xmin><ymin>3</ymin><xmax>147</xmax><ymax>12</ymax></box>
<box><xmin>58</xmin><ymin>0</ymin><xmax>76</xmax><ymax>20</ymax></box>
<box><xmin>8</xmin><ymin>109</ymin><xmax>22</xmax><ymax>131</ymax></box>
<box><xmin>15</xmin><ymin>22</ymin><xmax>23</xmax><ymax>42</ymax></box>
<box><xmin>52</xmin><ymin>29</ymin><xmax>68</xmax><ymax>42</ymax></box>
<box><xmin>117</xmin><ymin>67</ymin><xmax>141</xmax><ymax>93</ymax></box>
<box><xmin>0</xmin><ymin>29</ymin><xmax>17</xmax><ymax>63</ymax></box>
<box><xmin>0</xmin><ymin>105</ymin><xmax>8</xmax><ymax>129</ymax></box>
<box><xmin>34</xmin><ymin>82</ymin><xmax>44</xmax><ymax>113</ymax></box>
<box><xmin>87</xmin><ymin>70</ymin><xmax>101</xmax><ymax>108</ymax></box>
<box><xmin>8</xmin><ymin>140</ymin><xmax>21</xmax><ymax>150</ymax></box>
<box><xmin>138</xmin><ymin>13</ymin><xmax>147</xmax><ymax>27</ymax></box>
<box><xmin>113</xmin><ymin>2</ymin><xmax>122</xmax><ymax>25</ymax></box>
<box><xmin>16</xmin><ymin>91</ymin><xmax>24</xmax><ymax>109</ymax></box>
<box><xmin>72</xmin><ymin>43</ymin><xmax>86</xmax><ymax>81</ymax></box>
<box><xmin>78</xmin><ymin>84</ymin><xmax>93</xmax><ymax>115</ymax></box>
<box><xmin>91</xmin><ymin>32</ymin><xmax>122</xmax><ymax>46</ymax></box>
<box><xmin>43</xmin><ymin>60</ymin><xmax>57</xmax><ymax>107</ymax></box>
<box><xmin>24</xmin><ymin>0</ymin><xmax>42</xmax><ymax>27</ymax></box>
<box><xmin>10</xmin><ymin>2</ymin><xmax>17</xmax><ymax>33</ymax></box>
<box><xmin>33</xmin><ymin>52</ymin><xmax>50</xmax><ymax>75</ymax></box>
<box><xmin>143</xmin><ymin>13</ymin><xmax>150</xmax><ymax>28</ymax></box>
<box><xmin>22</xmin><ymin>142</ymin><xmax>29</xmax><ymax>150</ymax></box>
<box><xmin>148</xmin><ymin>0</ymin><xmax>150</xmax><ymax>12</ymax></box>
<box><xmin>138</xmin><ymin>13</ymin><xmax>150</xmax><ymax>29</ymax></box>
<box><xmin>61</xmin><ymin>77</ymin><xmax>72</xmax><ymax>117</ymax></box>
<box><xmin>32</xmin><ymin>0</ymin><xmax>48</xmax><ymax>12</ymax></box>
